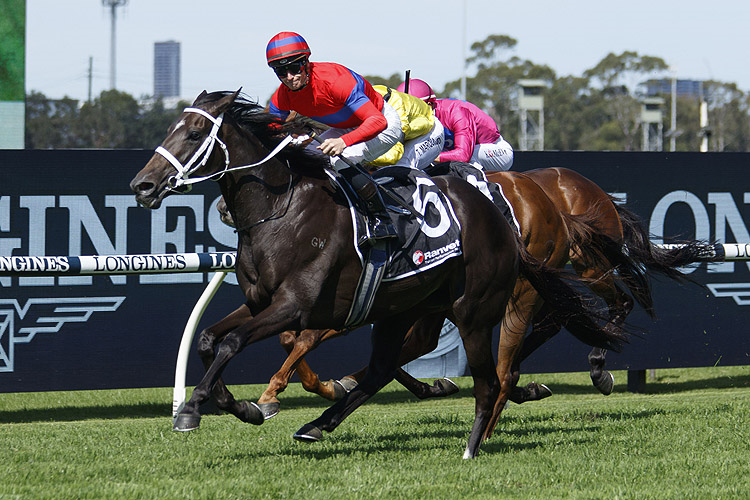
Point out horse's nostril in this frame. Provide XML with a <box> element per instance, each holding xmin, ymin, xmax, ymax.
<box><xmin>134</xmin><ymin>181</ymin><xmax>154</xmax><ymax>194</ymax></box>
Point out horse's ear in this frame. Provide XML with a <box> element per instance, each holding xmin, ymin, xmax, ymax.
<box><xmin>192</xmin><ymin>90</ymin><xmax>208</xmax><ymax>106</ymax></box>
<box><xmin>215</xmin><ymin>89</ymin><xmax>241</xmax><ymax>114</ymax></box>
<box><xmin>227</xmin><ymin>88</ymin><xmax>241</xmax><ymax>105</ymax></box>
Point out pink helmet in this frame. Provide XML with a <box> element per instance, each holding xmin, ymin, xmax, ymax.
<box><xmin>396</xmin><ymin>78</ymin><xmax>436</xmax><ymax>104</ymax></box>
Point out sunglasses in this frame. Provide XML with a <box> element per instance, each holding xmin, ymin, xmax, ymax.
<box><xmin>273</xmin><ymin>59</ymin><xmax>306</xmax><ymax>77</ymax></box>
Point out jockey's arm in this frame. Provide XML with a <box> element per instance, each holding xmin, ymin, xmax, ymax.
<box><xmin>438</xmin><ymin>108</ymin><xmax>477</xmax><ymax>163</ymax></box>
<box><xmin>319</xmin><ymin>100</ymin><xmax>387</xmax><ymax>156</ymax></box>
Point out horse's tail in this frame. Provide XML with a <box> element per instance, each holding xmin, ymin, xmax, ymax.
<box><xmin>562</xmin><ymin>207</ymin><xmax>656</xmax><ymax>317</ymax></box>
<box><xmin>614</xmin><ymin>201</ymin><xmax>714</xmax><ymax>276</ymax></box>
<box><xmin>516</xmin><ymin>242</ymin><xmax>628</xmax><ymax>352</ymax></box>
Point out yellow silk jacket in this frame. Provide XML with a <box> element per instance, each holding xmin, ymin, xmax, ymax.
<box><xmin>369</xmin><ymin>85</ymin><xmax>435</xmax><ymax>166</ymax></box>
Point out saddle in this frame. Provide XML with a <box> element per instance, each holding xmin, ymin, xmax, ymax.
<box><xmin>329</xmin><ymin>166</ymin><xmax>464</xmax><ymax>327</ymax></box>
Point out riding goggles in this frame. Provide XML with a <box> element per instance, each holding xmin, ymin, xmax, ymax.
<box><xmin>272</xmin><ymin>57</ymin><xmax>307</xmax><ymax>77</ymax></box>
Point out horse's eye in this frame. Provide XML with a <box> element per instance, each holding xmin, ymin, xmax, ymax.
<box><xmin>187</xmin><ymin>130</ymin><xmax>202</xmax><ymax>141</ymax></box>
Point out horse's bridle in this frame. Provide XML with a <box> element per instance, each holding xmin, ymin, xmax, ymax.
<box><xmin>155</xmin><ymin>106</ymin><xmax>293</xmax><ymax>192</ymax></box>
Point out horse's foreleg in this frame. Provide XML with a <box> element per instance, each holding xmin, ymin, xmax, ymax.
<box><xmin>293</xmin><ymin>329</ymin><xmax>350</xmax><ymax>400</ymax></box>
<box><xmin>175</xmin><ymin>302</ymin><xmax>301</xmax><ymax>432</ymax></box>
<box><xmin>484</xmin><ymin>281</ymin><xmax>540</xmax><ymax>441</ymax></box>
<box><xmin>196</xmin><ymin>304</ymin><xmax>253</xmax><ymax>418</ymax></box>
<box><xmin>257</xmin><ymin>329</ymin><xmax>346</xmax><ymax>419</ymax></box>
<box><xmin>254</xmin><ymin>330</ymin><xmax>299</xmax><ymax>419</ymax></box>
<box><xmin>522</xmin><ymin>303</ymin><xmax>563</xmax><ymax>362</ymax></box>
<box><xmin>504</xmin><ymin>302</ymin><xmax>561</xmax><ymax>404</ymax></box>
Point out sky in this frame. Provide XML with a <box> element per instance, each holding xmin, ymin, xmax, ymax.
<box><xmin>24</xmin><ymin>0</ymin><xmax>750</xmax><ymax>105</ymax></box>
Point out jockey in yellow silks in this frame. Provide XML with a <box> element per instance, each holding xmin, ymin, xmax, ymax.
<box><xmin>369</xmin><ymin>85</ymin><xmax>444</xmax><ymax>169</ymax></box>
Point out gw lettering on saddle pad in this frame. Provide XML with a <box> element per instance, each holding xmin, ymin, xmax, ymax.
<box><xmin>330</xmin><ymin>166</ymin><xmax>463</xmax><ymax>281</ymax></box>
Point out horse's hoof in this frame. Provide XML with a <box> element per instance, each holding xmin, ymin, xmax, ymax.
<box><xmin>293</xmin><ymin>423</ymin><xmax>323</xmax><ymax>442</ymax></box>
<box><xmin>435</xmin><ymin>377</ymin><xmax>460</xmax><ymax>396</ymax></box>
<box><xmin>238</xmin><ymin>400</ymin><xmax>265</xmax><ymax>425</ymax></box>
<box><xmin>593</xmin><ymin>371</ymin><xmax>615</xmax><ymax>395</ymax></box>
<box><xmin>257</xmin><ymin>402</ymin><xmax>280</xmax><ymax>420</ymax></box>
<box><xmin>173</xmin><ymin>412</ymin><xmax>201</xmax><ymax>432</ymax></box>
<box><xmin>337</xmin><ymin>376</ymin><xmax>359</xmax><ymax>393</ymax></box>
<box><xmin>535</xmin><ymin>383</ymin><xmax>553</xmax><ymax>399</ymax></box>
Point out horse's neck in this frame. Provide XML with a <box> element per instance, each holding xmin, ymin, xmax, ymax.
<box><xmin>219</xmin><ymin>129</ymin><xmax>295</xmax><ymax>220</ymax></box>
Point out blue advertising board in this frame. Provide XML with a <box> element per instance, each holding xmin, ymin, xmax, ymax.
<box><xmin>0</xmin><ymin>150</ymin><xmax>748</xmax><ymax>392</ymax></box>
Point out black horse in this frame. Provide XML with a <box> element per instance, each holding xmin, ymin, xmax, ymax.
<box><xmin>130</xmin><ymin>91</ymin><xmax>626</xmax><ymax>458</ymax></box>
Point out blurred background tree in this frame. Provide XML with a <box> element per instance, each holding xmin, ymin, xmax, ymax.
<box><xmin>25</xmin><ymin>34</ymin><xmax>749</xmax><ymax>152</ymax></box>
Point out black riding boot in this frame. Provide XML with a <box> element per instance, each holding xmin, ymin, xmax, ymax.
<box><xmin>339</xmin><ymin>166</ymin><xmax>397</xmax><ymax>243</ymax></box>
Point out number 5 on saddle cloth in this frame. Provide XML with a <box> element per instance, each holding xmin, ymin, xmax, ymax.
<box><xmin>330</xmin><ymin>166</ymin><xmax>464</xmax><ymax>327</ymax></box>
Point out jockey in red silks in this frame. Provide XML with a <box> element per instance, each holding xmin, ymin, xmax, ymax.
<box><xmin>397</xmin><ymin>78</ymin><xmax>514</xmax><ymax>171</ymax></box>
<box><xmin>266</xmin><ymin>31</ymin><xmax>401</xmax><ymax>242</ymax></box>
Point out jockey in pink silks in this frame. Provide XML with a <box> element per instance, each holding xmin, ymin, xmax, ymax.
<box><xmin>397</xmin><ymin>79</ymin><xmax>514</xmax><ymax>171</ymax></box>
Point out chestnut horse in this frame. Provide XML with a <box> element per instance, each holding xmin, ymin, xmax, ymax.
<box><xmin>512</xmin><ymin>167</ymin><xmax>708</xmax><ymax>397</ymax></box>
<box><xmin>129</xmin><ymin>91</ymin><xmax>625</xmax><ymax>458</ymax></box>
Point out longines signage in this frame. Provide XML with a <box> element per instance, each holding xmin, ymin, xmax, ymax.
<box><xmin>0</xmin><ymin>150</ymin><xmax>748</xmax><ymax>392</ymax></box>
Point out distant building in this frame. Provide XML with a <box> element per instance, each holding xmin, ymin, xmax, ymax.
<box><xmin>646</xmin><ymin>79</ymin><xmax>703</xmax><ymax>99</ymax></box>
<box><xmin>153</xmin><ymin>41</ymin><xmax>180</xmax><ymax>99</ymax></box>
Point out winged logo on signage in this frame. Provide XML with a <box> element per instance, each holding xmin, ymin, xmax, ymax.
<box><xmin>706</xmin><ymin>283</ymin><xmax>750</xmax><ymax>306</ymax></box>
<box><xmin>0</xmin><ymin>297</ymin><xmax>125</xmax><ymax>372</ymax></box>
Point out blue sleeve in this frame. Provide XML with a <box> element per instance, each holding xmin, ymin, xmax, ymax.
<box><xmin>268</xmin><ymin>101</ymin><xmax>290</xmax><ymax>121</ymax></box>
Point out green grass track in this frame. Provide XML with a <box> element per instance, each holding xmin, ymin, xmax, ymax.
<box><xmin>1</xmin><ymin>366</ymin><xmax>748</xmax><ymax>499</ymax></box>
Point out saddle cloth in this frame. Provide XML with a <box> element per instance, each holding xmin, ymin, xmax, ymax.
<box><xmin>330</xmin><ymin>166</ymin><xmax>464</xmax><ymax>282</ymax></box>
<box><xmin>426</xmin><ymin>162</ymin><xmax>521</xmax><ymax>236</ymax></box>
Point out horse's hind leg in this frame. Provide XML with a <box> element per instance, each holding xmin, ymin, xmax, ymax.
<box><xmin>577</xmin><ymin>269</ymin><xmax>633</xmax><ymax>395</ymax></box>
<box><xmin>256</xmin><ymin>328</ymin><xmax>347</xmax><ymax>419</ymax></box>
<box><xmin>293</xmin><ymin>314</ymin><xmax>415</xmax><ymax>443</ymax></box>
<box><xmin>457</xmin><ymin>322</ymin><xmax>501</xmax><ymax>459</ymax></box>
<box><xmin>339</xmin><ymin>316</ymin><xmax>459</xmax><ymax>400</ymax></box>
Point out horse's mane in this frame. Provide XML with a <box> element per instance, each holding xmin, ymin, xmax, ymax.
<box><xmin>194</xmin><ymin>91</ymin><xmax>330</xmax><ymax>173</ymax></box>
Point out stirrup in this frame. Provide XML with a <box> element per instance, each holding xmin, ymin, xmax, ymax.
<box><xmin>370</xmin><ymin>215</ymin><xmax>397</xmax><ymax>240</ymax></box>
<box><xmin>358</xmin><ymin>214</ymin><xmax>397</xmax><ymax>247</ymax></box>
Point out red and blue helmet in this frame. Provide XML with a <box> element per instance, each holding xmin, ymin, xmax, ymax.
<box><xmin>266</xmin><ymin>32</ymin><xmax>311</xmax><ymax>67</ymax></box>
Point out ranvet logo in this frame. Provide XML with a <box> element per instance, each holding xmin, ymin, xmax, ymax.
<box><xmin>412</xmin><ymin>250</ymin><xmax>424</xmax><ymax>265</ymax></box>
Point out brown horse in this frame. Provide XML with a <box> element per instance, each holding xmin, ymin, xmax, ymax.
<box><xmin>129</xmin><ymin>91</ymin><xmax>624</xmax><ymax>458</ymax></box>
<box><xmin>247</xmin><ymin>165</ymin><xmax>710</xmax><ymax>426</ymax></box>
<box><xmin>371</xmin><ymin>167</ymin><xmax>707</xmax><ymax>411</ymax></box>
<box><xmin>512</xmin><ymin>167</ymin><xmax>708</xmax><ymax>397</ymax></box>
<box><xmin>216</xmin><ymin>166</ymin><xmax>630</xmax><ymax>421</ymax></box>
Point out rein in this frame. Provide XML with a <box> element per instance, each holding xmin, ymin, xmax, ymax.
<box><xmin>231</xmin><ymin>163</ymin><xmax>296</xmax><ymax>234</ymax></box>
<box><xmin>155</xmin><ymin>107</ymin><xmax>293</xmax><ymax>192</ymax></box>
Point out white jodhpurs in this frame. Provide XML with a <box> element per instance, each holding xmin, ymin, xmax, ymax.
<box><xmin>315</xmin><ymin>101</ymin><xmax>404</xmax><ymax>172</ymax></box>
<box><xmin>471</xmin><ymin>135</ymin><xmax>514</xmax><ymax>171</ymax></box>
<box><xmin>399</xmin><ymin>118</ymin><xmax>444</xmax><ymax>170</ymax></box>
